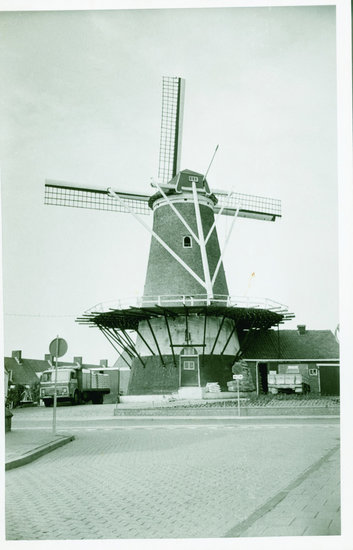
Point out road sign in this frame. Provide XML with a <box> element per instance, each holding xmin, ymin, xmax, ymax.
<box><xmin>233</xmin><ymin>374</ymin><xmax>243</xmax><ymax>380</ymax></box>
<box><xmin>49</xmin><ymin>336</ymin><xmax>68</xmax><ymax>436</ymax></box>
<box><xmin>49</xmin><ymin>337</ymin><xmax>68</xmax><ymax>358</ymax></box>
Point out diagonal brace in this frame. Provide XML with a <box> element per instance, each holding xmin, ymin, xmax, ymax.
<box><xmin>211</xmin><ymin>203</ymin><xmax>240</xmax><ymax>287</ymax></box>
<box><xmin>108</xmin><ymin>188</ymin><xmax>207</xmax><ymax>290</ymax></box>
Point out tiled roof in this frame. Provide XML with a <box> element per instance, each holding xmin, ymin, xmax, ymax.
<box><xmin>4</xmin><ymin>358</ymin><xmax>51</xmax><ymax>386</ymax></box>
<box><xmin>4</xmin><ymin>356</ymin><xmax>111</xmax><ymax>386</ymax></box>
<box><xmin>240</xmin><ymin>329</ymin><xmax>339</xmax><ymax>360</ymax></box>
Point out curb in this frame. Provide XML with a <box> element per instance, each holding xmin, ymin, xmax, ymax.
<box><xmin>111</xmin><ymin>414</ymin><xmax>340</xmax><ymax>421</ymax></box>
<box><xmin>113</xmin><ymin>407</ymin><xmax>340</xmax><ymax>417</ymax></box>
<box><xmin>5</xmin><ymin>435</ymin><xmax>75</xmax><ymax>471</ymax></box>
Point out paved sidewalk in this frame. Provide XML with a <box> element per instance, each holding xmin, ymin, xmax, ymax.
<box><xmin>226</xmin><ymin>446</ymin><xmax>340</xmax><ymax>537</ymax></box>
<box><xmin>5</xmin><ymin>429</ymin><xmax>75</xmax><ymax>470</ymax></box>
<box><xmin>6</xmin><ymin>422</ymin><xmax>340</xmax><ymax>540</ymax></box>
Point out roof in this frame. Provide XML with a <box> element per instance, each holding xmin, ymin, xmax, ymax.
<box><xmin>4</xmin><ymin>357</ymin><xmax>51</xmax><ymax>386</ymax></box>
<box><xmin>4</xmin><ymin>356</ymin><xmax>111</xmax><ymax>386</ymax></box>
<box><xmin>240</xmin><ymin>329</ymin><xmax>339</xmax><ymax>361</ymax></box>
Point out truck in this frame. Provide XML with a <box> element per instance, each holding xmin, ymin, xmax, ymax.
<box><xmin>39</xmin><ymin>365</ymin><xmax>110</xmax><ymax>406</ymax></box>
<box><xmin>267</xmin><ymin>365</ymin><xmax>310</xmax><ymax>394</ymax></box>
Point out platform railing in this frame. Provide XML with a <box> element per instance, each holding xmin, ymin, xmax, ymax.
<box><xmin>85</xmin><ymin>294</ymin><xmax>289</xmax><ymax>315</ymax></box>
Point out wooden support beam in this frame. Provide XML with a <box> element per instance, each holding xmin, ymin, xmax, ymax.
<box><xmin>211</xmin><ymin>204</ymin><xmax>240</xmax><ymax>287</ymax></box>
<box><xmin>103</xmin><ymin>326</ymin><xmax>131</xmax><ymax>354</ymax></box>
<box><xmin>99</xmin><ymin>327</ymin><xmax>131</xmax><ymax>369</ymax></box>
<box><xmin>146</xmin><ymin>319</ymin><xmax>166</xmax><ymax>368</ymax></box>
<box><xmin>153</xmin><ymin>180</ymin><xmax>200</xmax><ymax>244</ymax></box>
<box><xmin>164</xmin><ymin>314</ymin><xmax>177</xmax><ymax>368</ymax></box>
<box><xmin>184</xmin><ymin>307</ymin><xmax>189</xmax><ymax>343</ymax></box>
<box><xmin>119</xmin><ymin>329</ymin><xmax>146</xmax><ymax>368</ymax></box>
<box><xmin>202</xmin><ymin>311</ymin><xmax>208</xmax><ymax>367</ymax></box>
<box><xmin>192</xmin><ymin>181</ymin><xmax>213</xmax><ymax>300</ymax></box>
<box><xmin>210</xmin><ymin>314</ymin><xmax>226</xmax><ymax>356</ymax></box>
<box><xmin>108</xmin><ymin>188</ymin><xmax>207</xmax><ymax>290</ymax></box>
<box><xmin>135</xmin><ymin>327</ymin><xmax>156</xmax><ymax>356</ymax></box>
<box><xmin>154</xmin><ymin>305</ymin><xmax>178</xmax><ymax>318</ymax></box>
<box><xmin>220</xmin><ymin>322</ymin><xmax>237</xmax><ymax>355</ymax></box>
<box><xmin>112</xmin><ymin>329</ymin><xmax>137</xmax><ymax>360</ymax></box>
<box><xmin>205</xmin><ymin>188</ymin><xmax>234</xmax><ymax>245</ymax></box>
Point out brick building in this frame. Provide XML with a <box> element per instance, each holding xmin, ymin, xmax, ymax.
<box><xmin>240</xmin><ymin>325</ymin><xmax>339</xmax><ymax>395</ymax></box>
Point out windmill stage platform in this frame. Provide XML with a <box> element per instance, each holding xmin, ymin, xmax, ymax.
<box><xmin>78</xmin><ymin>294</ymin><xmax>293</xmax><ymax>396</ymax></box>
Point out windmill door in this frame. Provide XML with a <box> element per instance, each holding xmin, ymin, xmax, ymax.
<box><xmin>180</xmin><ymin>347</ymin><xmax>200</xmax><ymax>387</ymax></box>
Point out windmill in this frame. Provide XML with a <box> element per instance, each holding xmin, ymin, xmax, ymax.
<box><xmin>45</xmin><ymin>76</ymin><xmax>293</xmax><ymax>398</ymax></box>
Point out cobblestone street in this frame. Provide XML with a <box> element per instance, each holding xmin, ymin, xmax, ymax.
<box><xmin>6</xmin><ymin>420</ymin><xmax>340</xmax><ymax>540</ymax></box>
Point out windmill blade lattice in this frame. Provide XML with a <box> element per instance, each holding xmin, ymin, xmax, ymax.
<box><xmin>213</xmin><ymin>190</ymin><xmax>281</xmax><ymax>221</ymax></box>
<box><xmin>45</xmin><ymin>180</ymin><xmax>150</xmax><ymax>216</ymax></box>
<box><xmin>158</xmin><ymin>76</ymin><xmax>185</xmax><ymax>183</ymax></box>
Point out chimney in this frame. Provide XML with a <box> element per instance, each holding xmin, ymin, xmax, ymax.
<box><xmin>12</xmin><ymin>350</ymin><xmax>22</xmax><ymax>364</ymax></box>
<box><xmin>45</xmin><ymin>354</ymin><xmax>53</xmax><ymax>363</ymax></box>
<box><xmin>100</xmin><ymin>359</ymin><xmax>108</xmax><ymax>368</ymax></box>
<box><xmin>297</xmin><ymin>324</ymin><xmax>306</xmax><ymax>335</ymax></box>
<box><xmin>74</xmin><ymin>356</ymin><xmax>83</xmax><ymax>366</ymax></box>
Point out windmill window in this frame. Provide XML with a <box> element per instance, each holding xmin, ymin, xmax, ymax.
<box><xmin>183</xmin><ymin>236</ymin><xmax>192</xmax><ymax>248</ymax></box>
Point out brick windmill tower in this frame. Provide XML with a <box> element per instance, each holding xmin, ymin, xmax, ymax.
<box><xmin>45</xmin><ymin>77</ymin><xmax>292</xmax><ymax>397</ymax></box>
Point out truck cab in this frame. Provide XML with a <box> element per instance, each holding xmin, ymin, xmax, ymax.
<box><xmin>40</xmin><ymin>367</ymin><xmax>79</xmax><ymax>407</ymax></box>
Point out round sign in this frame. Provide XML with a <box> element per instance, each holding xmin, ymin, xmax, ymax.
<box><xmin>49</xmin><ymin>337</ymin><xmax>68</xmax><ymax>358</ymax></box>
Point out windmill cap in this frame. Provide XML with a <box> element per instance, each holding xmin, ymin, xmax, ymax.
<box><xmin>148</xmin><ymin>169</ymin><xmax>218</xmax><ymax>210</ymax></box>
<box><xmin>171</xmin><ymin>169</ymin><xmax>211</xmax><ymax>194</ymax></box>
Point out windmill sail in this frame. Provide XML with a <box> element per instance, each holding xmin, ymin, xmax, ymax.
<box><xmin>44</xmin><ymin>180</ymin><xmax>150</xmax><ymax>215</ymax></box>
<box><xmin>158</xmin><ymin>76</ymin><xmax>185</xmax><ymax>183</ymax></box>
<box><xmin>44</xmin><ymin>179</ymin><xmax>281</xmax><ymax>221</ymax></box>
<box><xmin>213</xmin><ymin>190</ymin><xmax>281</xmax><ymax>221</ymax></box>
<box><xmin>44</xmin><ymin>76</ymin><xmax>281</xmax><ymax>222</ymax></box>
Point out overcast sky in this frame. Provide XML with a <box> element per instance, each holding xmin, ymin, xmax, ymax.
<box><xmin>0</xmin><ymin>5</ymin><xmax>339</xmax><ymax>364</ymax></box>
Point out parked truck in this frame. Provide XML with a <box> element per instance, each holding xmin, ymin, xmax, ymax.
<box><xmin>267</xmin><ymin>365</ymin><xmax>310</xmax><ymax>394</ymax></box>
<box><xmin>39</xmin><ymin>365</ymin><xmax>110</xmax><ymax>406</ymax></box>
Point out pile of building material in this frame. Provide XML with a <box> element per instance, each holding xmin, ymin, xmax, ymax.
<box><xmin>227</xmin><ymin>380</ymin><xmax>239</xmax><ymax>392</ymax></box>
<box><xmin>205</xmin><ymin>382</ymin><xmax>221</xmax><ymax>393</ymax></box>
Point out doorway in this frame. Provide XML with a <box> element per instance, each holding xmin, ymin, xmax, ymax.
<box><xmin>257</xmin><ymin>363</ymin><xmax>268</xmax><ymax>394</ymax></box>
<box><xmin>179</xmin><ymin>347</ymin><xmax>199</xmax><ymax>387</ymax></box>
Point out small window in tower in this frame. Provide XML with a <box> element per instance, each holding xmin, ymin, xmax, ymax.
<box><xmin>183</xmin><ymin>236</ymin><xmax>192</xmax><ymax>248</ymax></box>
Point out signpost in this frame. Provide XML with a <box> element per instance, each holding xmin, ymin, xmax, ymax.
<box><xmin>49</xmin><ymin>336</ymin><xmax>68</xmax><ymax>435</ymax></box>
<box><xmin>233</xmin><ymin>374</ymin><xmax>243</xmax><ymax>417</ymax></box>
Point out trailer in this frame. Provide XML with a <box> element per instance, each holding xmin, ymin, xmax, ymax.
<box><xmin>267</xmin><ymin>365</ymin><xmax>310</xmax><ymax>394</ymax></box>
<box><xmin>39</xmin><ymin>365</ymin><xmax>110</xmax><ymax>406</ymax></box>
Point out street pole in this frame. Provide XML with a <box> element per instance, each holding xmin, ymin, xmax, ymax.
<box><xmin>52</xmin><ymin>335</ymin><xmax>59</xmax><ymax>435</ymax></box>
<box><xmin>237</xmin><ymin>378</ymin><xmax>240</xmax><ymax>417</ymax></box>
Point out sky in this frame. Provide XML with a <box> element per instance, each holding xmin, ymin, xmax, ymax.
<box><xmin>0</xmin><ymin>5</ymin><xmax>341</xmax><ymax>365</ymax></box>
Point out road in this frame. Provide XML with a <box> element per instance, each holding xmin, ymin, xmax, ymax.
<box><xmin>9</xmin><ymin>403</ymin><xmax>340</xmax><ymax>428</ymax></box>
<box><xmin>6</xmin><ymin>405</ymin><xmax>340</xmax><ymax>540</ymax></box>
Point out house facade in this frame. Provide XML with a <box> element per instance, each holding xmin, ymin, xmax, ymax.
<box><xmin>240</xmin><ymin>325</ymin><xmax>339</xmax><ymax>395</ymax></box>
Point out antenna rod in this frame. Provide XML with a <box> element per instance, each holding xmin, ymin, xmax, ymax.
<box><xmin>203</xmin><ymin>144</ymin><xmax>219</xmax><ymax>182</ymax></box>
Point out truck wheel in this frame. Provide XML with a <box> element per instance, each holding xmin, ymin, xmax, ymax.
<box><xmin>72</xmin><ymin>391</ymin><xmax>80</xmax><ymax>406</ymax></box>
<box><xmin>43</xmin><ymin>399</ymin><xmax>53</xmax><ymax>407</ymax></box>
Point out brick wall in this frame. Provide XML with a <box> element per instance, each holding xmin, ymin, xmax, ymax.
<box><xmin>127</xmin><ymin>354</ymin><xmax>235</xmax><ymax>395</ymax></box>
<box><xmin>143</xmin><ymin>200</ymin><xmax>229</xmax><ymax>297</ymax></box>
